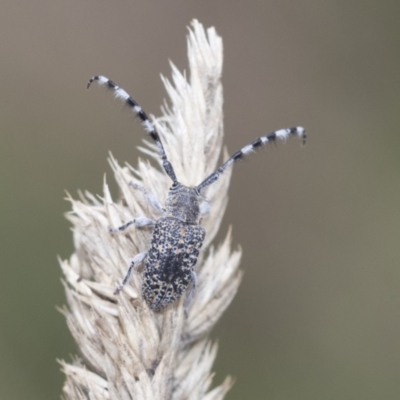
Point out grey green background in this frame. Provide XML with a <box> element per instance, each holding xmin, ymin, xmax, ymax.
<box><xmin>1</xmin><ymin>1</ymin><xmax>400</xmax><ymax>399</ymax></box>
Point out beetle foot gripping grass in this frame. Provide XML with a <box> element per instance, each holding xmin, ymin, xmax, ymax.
<box><xmin>59</xmin><ymin>20</ymin><xmax>305</xmax><ymax>400</ymax></box>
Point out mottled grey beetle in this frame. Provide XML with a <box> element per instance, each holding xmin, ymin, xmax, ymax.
<box><xmin>88</xmin><ymin>75</ymin><xmax>306</xmax><ymax>312</ymax></box>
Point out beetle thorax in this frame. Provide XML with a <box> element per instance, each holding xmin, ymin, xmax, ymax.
<box><xmin>165</xmin><ymin>185</ymin><xmax>200</xmax><ymax>224</ymax></box>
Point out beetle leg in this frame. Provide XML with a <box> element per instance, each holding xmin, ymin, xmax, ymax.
<box><xmin>114</xmin><ymin>251</ymin><xmax>147</xmax><ymax>295</ymax></box>
<box><xmin>109</xmin><ymin>217</ymin><xmax>155</xmax><ymax>233</ymax></box>
<box><xmin>129</xmin><ymin>182</ymin><xmax>164</xmax><ymax>213</ymax></box>
<box><xmin>184</xmin><ymin>270</ymin><xmax>197</xmax><ymax>317</ymax></box>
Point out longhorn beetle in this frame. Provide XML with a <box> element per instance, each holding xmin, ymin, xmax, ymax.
<box><xmin>87</xmin><ymin>75</ymin><xmax>306</xmax><ymax>312</ymax></box>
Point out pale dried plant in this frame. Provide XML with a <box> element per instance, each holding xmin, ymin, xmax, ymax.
<box><xmin>59</xmin><ymin>20</ymin><xmax>242</xmax><ymax>400</ymax></box>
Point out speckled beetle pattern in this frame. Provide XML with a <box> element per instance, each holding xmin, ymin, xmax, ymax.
<box><xmin>143</xmin><ymin>218</ymin><xmax>205</xmax><ymax>310</ymax></box>
<box><xmin>87</xmin><ymin>75</ymin><xmax>306</xmax><ymax>312</ymax></box>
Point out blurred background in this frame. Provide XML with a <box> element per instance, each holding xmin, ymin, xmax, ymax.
<box><xmin>1</xmin><ymin>1</ymin><xmax>400</xmax><ymax>399</ymax></box>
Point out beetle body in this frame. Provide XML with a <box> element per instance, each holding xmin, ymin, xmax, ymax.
<box><xmin>143</xmin><ymin>216</ymin><xmax>205</xmax><ymax>310</ymax></box>
<box><xmin>142</xmin><ymin>185</ymin><xmax>205</xmax><ymax>310</ymax></box>
<box><xmin>88</xmin><ymin>75</ymin><xmax>305</xmax><ymax>312</ymax></box>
